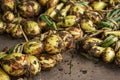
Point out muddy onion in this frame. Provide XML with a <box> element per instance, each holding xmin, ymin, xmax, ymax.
<box><xmin>45</xmin><ymin>34</ymin><xmax>64</xmax><ymax>54</ymax></box>
<box><xmin>58</xmin><ymin>31</ymin><xmax>74</xmax><ymax>49</ymax></box>
<box><xmin>23</xmin><ymin>21</ymin><xmax>41</xmax><ymax>37</ymax></box>
<box><xmin>26</xmin><ymin>55</ymin><xmax>41</xmax><ymax>76</ymax></box>
<box><xmin>23</xmin><ymin>41</ymin><xmax>43</xmax><ymax>55</ymax></box>
<box><xmin>1</xmin><ymin>0</ymin><xmax>15</xmax><ymax>11</ymax></box>
<box><xmin>50</xmin><ymin>53</ymin><xmax>63</xmax><ymax>62</ymax></box>
<box><xmin>18</xmin><ymin>1</ymin><xmax>41</xmax><ymax>18</ymax></box>
<box><xmin>57</xmin><ymin>15</ymin><xmax>77</xmax><ymax>27</ymax></box>
<box><xmin>0</xmin><ymin>21</ymin><xmax>6</xmax><ymax>34</ymax></box>
<box><xmin>39</xmin><ymin>54</ymin><xmax>56</xmax><ymax>70</ymax></box>
<box><xmin>2</xmin><ymin>11</ymin><xmax>15</xmax><ymax>23</ymax></box>
<box><xmin>68</xmin><ymin>27</ymin><xmax>83</xmax><ymax>40</ymax></box>
<box><xmin>80</xmin><ymin>19</ymin><xmax>96</xmax><ymax>32</ymax></box>
<box><xmin>115</xmin><ymin>50</ymin><xmax>120</xmax><ymax>66</ymax></box>
<box><xmin>91</xmin><ymin>1</ymin><xmax>107</xmax><ymax>10</ymax></box>
<box><xmin>0</xmin><ymin>68</ymin><xmax>10</xmax><ymax>80</ymax></box>
<box><xmin>89</xmin><ymin>46</ymin><xmax>105</xmax><ymax>57</ymax></box>
<box><xmin>102</xmin><ymin>47</ymin><xmax>115</xmax><ymax>63</ymax></box>
<box><xmin>83</xmin><ymin>38</ymin><xmax>102</xmax><ymax>50</ymax></box>
<box><xmin>6</xmin><ymin>23</ymin><xmax>23</xmax><ymax>38</ymax></box>
<box><xmin>47</xmin><ymin>0</ymin><xmax>59</xmax><ymax>8</ymax></box>
<box><xmin>38</xmin><ymin>0</ymin><xmax>48</xmax><ymax>6</ymax></box>
<box><xmin>1</xmin><ymin>53</ymin><xmax>28</xmax><ymax>76</ymax></box>
<box><xmin>70</xmin><ymin>3</ymin><xmax>87</xmax><ymax>17</ymax></box>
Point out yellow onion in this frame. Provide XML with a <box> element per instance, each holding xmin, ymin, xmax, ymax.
<box><xmin>85</xmin><ymin>10</ymin><xmax>103</xmax><ymax>23</ymax></box>
<box><xmin>39</xmin><ymin>54</ymin><xmax>56</xmax><ymax>70</ymax></box>
<box><xmin>26</xmin><ymin>55</ymin><xmax>41</xmax><ymax>76</ymax></box>
<box><xmin>89</xmin><ymin>46</ymin><xmax>105</xmax><ymax>57</ymax></box>
<box><xmin>0</xmin><ymin>68</ymin><xmax>10</xmax><ymax>80</ymax></box>
<box><xmin>80</xmin><ymin>19</ymin><xmax>96</xmax><ymax>32</ymax></box>
<box><xmin>47</xmin><ymin>0</ymin><xmax>59</xmax><ymax>7</ymax></box>
<box><xmin>115</xmin><ymin>50</ymin><xmax>120</xmax><ymax>66</ymax></box>
<box><xmin>70</xmin><ymin>3</ymin><xmax>87</xmax><ymax>18</ymax></box>
<box><xmin>1</xmin><ymin>0</ymin><xmax>15</xmax><ymax>11</ymax></box>
<box><xmin>58</xmin><ymin>31</ymin><xmax>74</xmax><ymax>49</ymax></box>
<box><xmin>83</xmin><ymin>38</ymin><xmax>102</xmax><ymax>50</ymax></box>
<box><xmin>23</xmin><ymin>21</ymin><xmax>41</xmax><ymax>37</ymax></box>
<box><xmin>45</xmin><ymin>3</ymin><xmax>64</xmax><ymax>19</ymax></box>
<box><xmin>0</xmin><ymin>21</ymin><xmax>6</xmax><ymax>34</ymax></box>
<box><xmin>57</xmin><ymin>15</ymin><xmax>77</xmax><ymax>27</ymax></box>
<box><xmin>38</xmin><ymin>20</ymin><xmax>52</xmax><ymax>32</ymax></box>
<box><xmin>50</xmin><ymin>53</ymin><xmax>63</xmax><ymax>62</ymax></box>
<box><xmin>40</xmin><ymin>30</ymin><xmax>57</xmax><ymax>41</ymax></box>
<box><xmin>45</xmin><ymin>34</ymin><xmax>64</xmax><ymax>54</ymax></box>
<box><xmin>68</xmin><ymin>27</ymin><xmax>83</xmax><ymax>40</ymax></box>
<box><xmin>2</xmin><ymin>11</ymin><xmax>15</xmax><ymax>23</ymax></box>
<box><xmin>102</xmin><ymin>47</ymin><xmax>115</xmax><ymax>63</ymax></box>
<box><xmin>5</xmin><ymin>23</ymin><xmax>23</xmax><ymax>38</ymax></box>
<box><xmin>18</xmin><ymin>1</ymin><xmax>41</xmax><ymax>18</ymax></box>
<box><xmin>1</xmin><ymin>53</ymin><xmax>28</xmax><ymax>76</ymax></box>
<box><xmin>38</xmin><ymin>0</ymin><xmax>48</xmax><ymax>6</ymax></box>
<box><xmin>23</xmin><ymin>41</ymin><xmax>43</xmax><ymax>55</ymax></box>
<box><xmin>60</xmin><ymin>4</ymin><xmax>71</xmax><ymax>17</ymax></box>
<box><xmin>91</xmin><ymin>1</ymin><xmax>107</xmax><ymax>10</ymax></box>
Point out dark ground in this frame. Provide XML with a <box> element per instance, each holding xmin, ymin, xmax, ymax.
<box><xmin>0</xmin><ymin>34</ymin><xmax>120</xmax><ymax>80</ymax></box>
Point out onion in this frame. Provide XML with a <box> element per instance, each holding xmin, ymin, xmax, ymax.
<box><xmin>26</xmin><ymin>55</ymin><xmax>41</xmax><ymax>76</ymax></box>
<box><xmin>1</xmin><ymin>53</ymin><xmax>28</xmax><ymax>76</ymax></box>
<box><xmin>0</xmin><ymin>68</ymin><xmax>10</xmax><ymax>80</ymax></box>
<box><xmin>23</xmin><ymin>41</ymin><xmax>43</xmax><ymax>55</ymax></box>
<box><xmin>45</xmin><ymin>34</ymin><xmax>64</xmax><ymax>54</ymax></box>
<box><xmin>39</xmin><ymin>54</ymin><xmax>56</xmax><ymax>70</ymax></box>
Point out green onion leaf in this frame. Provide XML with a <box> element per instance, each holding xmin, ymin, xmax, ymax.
<box><xmin>40</xmin><ymin>14</ymin><xmax>58</xmax><ymax>30</ymax></box>
<box><xmin>97</xmin><ymin>21</ymin><xmax>114</xmax><ymax>28</ymax></box>
<box><xmin>77</xmin><ymin>1</ymin><xmax>89</xmax><ymax>7</ymax></box>
<box><xmin>101</xmin><ymin>35</ymin><xmax>118</xmax><ymax>47</ymax></box>
<box><xmin>7</xmin><ymin>45</ymin><xmax>16</xmax><ymax>54</ymax></box>
<box><xmin>0</xmin><ymin>52</ymin><xmax>7</xmax><ymax>59</ymax></box>
<box><xmin>80</xmin><ymin>52</ymin><xmax>99</xmax><ymax>62</ymax></box>
<box><xmin>108</xmin><ymin>8</ymin><xmax>120</xmax><ymax>18</ymax></box>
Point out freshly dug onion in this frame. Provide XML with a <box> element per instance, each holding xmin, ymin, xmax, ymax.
<box><xmin>26</xmin><ymin>55</ymin><xmax>41</xmax><ymax>76</ymax></box>
<box><xmin>1</xmin><ymin>53</ymin><xmax>28</xmax><ymax>76</ymax></box>
<box><xmin>1</xmin><ymin>0</ymin><xmax>15</xmax><ymax>11</ymax></box>
<box><xmin>38</xmin><ymin>20</ymin><xmax>49</xmax><ymax>32</ymax></box>
<box><xmin>47</xmin><ymin>0</ymin><xmax>59</xmax><ymax>7</ymax></box>
<box><xmin>80</xmin><ymin>19</ymin><xmax>96</xmax><ymax>32</ymax></box>
<box><xmin>18</xmin><ymin>1</ymin><xmax>41</xmax><ymax>18</ymax></box>
<box><xmin>57</xmin><ymin>15</ymin><xmax>77</xmax><ymax>27</ymax></box>
<box><xmin>23</xmin><ymin>41</ymin><xmax>43</xmax><ymax>55</ymax></box>
<box><xmin>58</xmin><ymin>31</ymin><xmax>74</xmax><ymax>49</ymax></box>
<box><xmin>89</xmin><ymin>46</ymin><xmax>105</xmax><ymax>57</ymax></box>
<box><xmin>85</xmin><ymin>10</ymin><xmax>103</xmax><ymax>23</ymax></box>
<box><xmin>39</xmin><ymin>54</ymin><xmax>56</xmax><ymax>70</ymax></box>
<box><xmin>38</xmin><ymin>0</ymin><xmax>48</xmax><ymax>6</ymax></box>
<box><xmin>0</xmin><ymin>21</ymin><xmax>6</xmax><ymax>34</ymax></box>
<box><xmin>68</xmin><ymin>27</ymin><xmax>84</xmax><ymax>40</ymax></box>
<box><xmin>102</xmin><ymin>47</ymin><xmax>115</xmax><ymax>63</ymax></box>
<box><xmin>50</xmin><ymin>53</ymin><xmax>63</xmax><ymax>62</ymax></box>
<box><xmin>70</xmin><ymin>3</ymin><xmax>87</xmax><ymax>17</ymax></box>
<box><xmin>45</xmin><ymin>34</ymin><xmax>64</xmax><ymax>54</ymax></box>
<box><xmin>6</xmin><ymin>23</ymin><xmax>23</xmax><ymax>38</ymax></box>
<box><xmin>115</xmin><ymin>50</ymin><xmax>120</xmax><ymax>66</ymax></box>
<box><xmin>40</xmin><ymin>30</ymin><xmax>57</xmax><ymax>41</ymax></box>
<box><xmin>23</xmin><ymin>21</ymin><xmax>41</xmax><ymax>37</ymax></box>
<box><xmin>6</xmin><ymin>23</ymin><xmax>15</xmax><ymax>33</ymax></box>
<box><xmin>91</xmin><ymin>1</ymin><xmax>107</xmax><ymax>10</ymax></box>
<box><xmin>2</xmin><ymin>11</ymin><xmax>15</xmax><ymax>23</ymax></box>
<box><xmin>83</xmin><ymin>38</ymin><xmax>102</xmax><ymax>50</ymax></box>
<box><xmin>0</xmin><ymin>68</ymin><xmax>10</xmax><ymax>80</ymax></box>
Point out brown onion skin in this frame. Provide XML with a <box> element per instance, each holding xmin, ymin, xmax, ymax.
<box><xmin>18</xmin><ymin>1</ymin><xmax>41</xmax><ymax>18</ymax></box>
